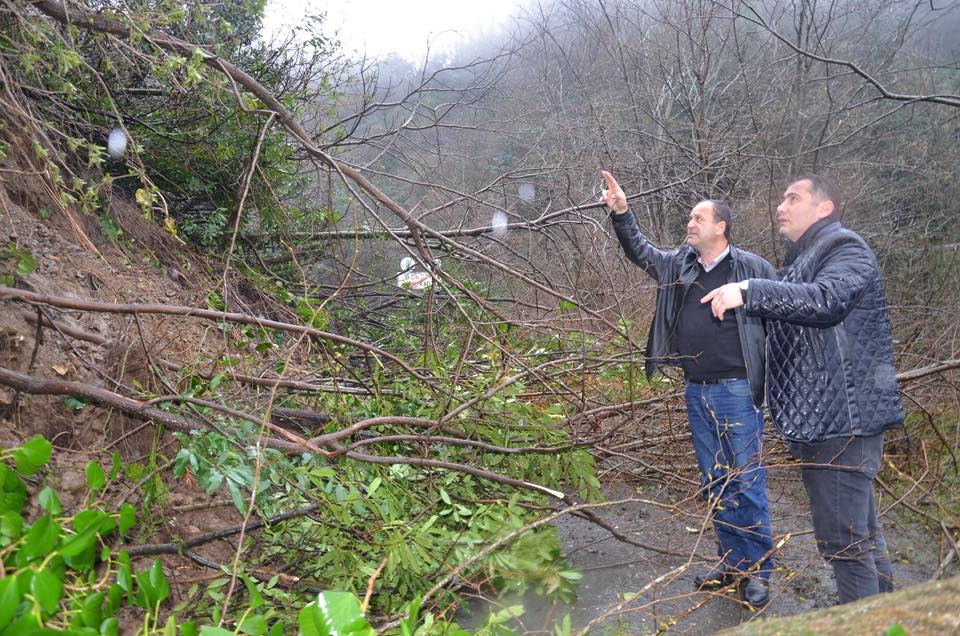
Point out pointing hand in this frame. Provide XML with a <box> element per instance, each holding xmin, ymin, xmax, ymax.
<box><xmin>600</xmin><ymin>170</ymin><xmax>628</xmax><ymax>214</ymax></box>
<box><xmin>701</xmin><ymin>283</ymin><xmax>745</xmax><ymax>320</ymax></box>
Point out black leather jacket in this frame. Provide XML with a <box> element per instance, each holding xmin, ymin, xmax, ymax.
<box><xmin>611</xmin><ymin>210</ymin><xmax>775</xmax><ymax>407</ymax></box>
<box><xmin>744</xmin><ymin>218</ymin><xmax>904</xmax><ymax>442</ymax></box>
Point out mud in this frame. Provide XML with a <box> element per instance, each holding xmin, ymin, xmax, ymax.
<box><xmin>460</xmin><ymin>465</ymin><xmax>949</xmax><ymax>635</ymax></box>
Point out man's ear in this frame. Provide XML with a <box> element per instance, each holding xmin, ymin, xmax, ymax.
<box><xmin>717</xmin><ymin>220</ymin><xmax>727</xmax><ymax>237</ymax></box>
<box><xmin>817</xmin><ymin>199</ymin><xmax>835</xmax><ymax>219</ymax></box>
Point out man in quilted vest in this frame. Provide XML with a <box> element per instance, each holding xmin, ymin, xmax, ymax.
<box><xmin>702</xmin><ymin>174</ymin><xmax>904</xmax><ymax>604</ymax></box>
<box><xmin>601</xmin><ymin>171</ymin><xmax>776</xmax><ymax>608</ymax></box>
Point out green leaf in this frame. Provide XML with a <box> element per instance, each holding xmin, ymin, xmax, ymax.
<box><xmin>0</xmin><ymin>511</ymin><xmax>23</xmax><ymax>546</ymax></box>
<box><xmin>298</xmin><ymin>592</ymin><xmax>375</xmax><ymax>636</ymax></box>
<box><xmin>115</xmin><ymin>553</ymin><xmax>133</xmax><ymax>593</ymax></box>
<box><xmin>14</xmin><ymin>435</ymin><xmax>51</xmax><ymax>476</ymax></box>
<box><xmin>886</xmin><ymin>626</ymin><xmax>907</xmax><ymax>636</ymax></box>
<box><xmin>106</xmin><ymin>583</ymin><xmax>123</xmax><ymax>615</ymax></box>
<box><xmin>0</xmin><ymin>575</ymin><xmax>20</xmax><ymax>629</ymax></box>
<box><xmin>30</xmin><ymin>568</ymin><xmax>63</xmax><ymax>615</ymax></box>
<box><xmin>239</xmin><ymin>614</ymin><xmax>268</xmax><ymax>635</ymax></box>
<box><xmin>117</xmin><ymin>504</ymin><xmax>135</xmax><ymax>536</ymax></box>
<box><xmin>37</xmin><ymin>487</ymin><xmax>61</xmax><ymax>515</ymax></box>
<box><xmin>133</xmin><ymin>569</ymin><xmax>155</xmax><ymax>609</ymax></box>
<box><xmin>0</xmin><ymin>465</ymin><xmax>27</xmax><ymax>514</ymax></box>
<box><xmin>199</xmin><ymin>628</ymin><xmax>235</xmax><ymax>636</ymax></box>
<box><xmin>109</xmin><ymin>452</ymin><xmax>122</xmax><ymax>481</ymax></box>
<box><xmin>147</xmin><ymin>559</ymin><xmax>170</xmax><ymax>605</ymax></box>
<box><xmin>99</xmin><ymin>617</ymin><xmax>119</xmax><ymax>636</ymax></box>
<box><xmin>226</xmin><ymin>480</ymin><xmax>247</xmax><ymax>514</ymax></box>
<box><xmin>558</xmin><ymin>299</ymin><xmax>577</xmax><ymax>311</ymax></box>
<box><xmin>64</xmin><ymin>396</ymin><xmax>87</xmax><ymax>411</ymax></box>
<box><xmin>85</xmin><ymin>460</ymin><xmax>106</xmax><ymax>493</ymax></box>
<box><xmin>242</xmin><ymin>574</ymin><xmax>263</xmax><ymax>610</ymax></box>
<box><xmin>1</xmin><ymin>611</ymin><xmax>42</xmax><ymax>635</ymax></box>
<box><xmin>207</xmin><ymin>372</ymin><xmax>224</xmax><ymax>389</ymax></box>
<box><xmin>296</xmin><ymin>299</ymin><xmax>329</xmax><ymax>330</ymax></box>
<box><xmin>179</xmin><ymin>621</ymin><xmax>197</xmax><ymax>636</ymax></box>
<box><xmin>81</xmin><ymin>591</ymin><xmax>104</xmax><ymax>628</ymax></box>
<box><xmin>59</xmin><ymin>517</ymin><xmax>106</xmax><ymax>570</ymax></box>
<box><xmin>398</xmin><ymin>595</ymin><xmax>422</xmax><ymax>636</ymax></box>
<box><xmin>22</xmin><ymin>515</ymin><xmax>60</xmax><ymax>562</ymax></box>
<box><xmin>15</xmin><ymin>251</ymin><xmax>35</xmax><ymax>277</ymax></box>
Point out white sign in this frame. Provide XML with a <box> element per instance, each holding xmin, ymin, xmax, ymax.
<box><xmin>396</xmin><ymin>270</ymin><xmax>434</xmax><ymax>290</ymax></box>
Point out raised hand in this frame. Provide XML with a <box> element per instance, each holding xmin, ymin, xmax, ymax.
<box><xmin>600</xmin><ymin>170</ymin><xmax>628</xmax><ymax>214</ymax></box>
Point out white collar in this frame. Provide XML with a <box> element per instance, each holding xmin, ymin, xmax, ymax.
<box><xmin>698</xmin><ymin>245</ymin><xmax>730</xmax><ymax>272</ymax></box>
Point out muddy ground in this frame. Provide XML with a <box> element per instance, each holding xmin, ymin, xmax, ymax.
<box><xmin>460</xmin><ymin>465</ymin><xmax>949</xmax><ymax>635</ymax></box>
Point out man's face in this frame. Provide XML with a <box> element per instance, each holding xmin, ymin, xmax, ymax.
<box><xmin>777</xmin><ymin>179</ymin><xmax>833</xmax><ymax>242</ymax></box>
<box><xmin>686</xmin><ymin>201</ymin><xmax>725</xmax><ymax>252</ymax></box>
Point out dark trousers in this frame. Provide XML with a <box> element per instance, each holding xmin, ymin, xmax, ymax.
<box><xmin>685</xmin><ymin>379</ymin><xmax>774</xmax><ymax>578</ymax></box>
<box><xmin>788</xmin><ymin>434</ymin><xmax>894</xmax><ymax>603</ymax></box>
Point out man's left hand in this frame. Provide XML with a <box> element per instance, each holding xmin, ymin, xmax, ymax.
<box><xmin>701</xmin><ymin>283</ymin><xmax>744</xmax><ymax>320</ymax></box>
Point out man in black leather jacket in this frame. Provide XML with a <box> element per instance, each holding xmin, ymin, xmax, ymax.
<box><xmin>703</xmin><ymin>174</ymin><xmax>904</xmax><ymax>604</ymax></box>
<box><xmin>601</xmin><ymin>171</ymin><xmax>776</xmax><ymax>607</ymax></box>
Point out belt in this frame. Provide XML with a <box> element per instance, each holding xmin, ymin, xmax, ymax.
<box><xmin>686</xmin><ymin>377</ymin><xmax>747</xmax><ymax>385</ymax></box>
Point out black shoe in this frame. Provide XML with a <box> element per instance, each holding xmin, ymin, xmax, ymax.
<box><xmin>694</xmin><ymin>564</ymin><xmax>733</xmax><ymax>590</ymax></box>
<box><xmin>739</xmin><ymin>577</ymin><xmax>769</xmax><ymax>608</ymax></box>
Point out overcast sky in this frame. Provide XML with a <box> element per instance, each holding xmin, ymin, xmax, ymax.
<box><xmin>263</xmin><ymin>0</ymin><xmax>523</xmax><ymax>62</ymax></box>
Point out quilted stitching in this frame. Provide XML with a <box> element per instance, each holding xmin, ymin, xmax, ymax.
<box><xmin>750</xmin><ymin>223</ymin><xmax>904</xmax><ymax>442</ymax></box>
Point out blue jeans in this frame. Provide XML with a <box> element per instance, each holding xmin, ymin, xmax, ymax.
<box><xmin>788</xmin><ymin>434</ymin><xmax>893</xmax><ymax>603</ymax></box>
<box><xmin>685</xmin><ymin>379</ymin><xmax>774</xmax><ymax>578</ymax></box>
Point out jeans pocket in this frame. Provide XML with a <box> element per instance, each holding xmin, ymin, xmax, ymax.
<box><xmin>723</xmin><ymin>380</ymin><xmax>752</xmax><ymax>400</ymax></box>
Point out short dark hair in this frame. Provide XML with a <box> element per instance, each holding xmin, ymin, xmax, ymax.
<box><xmin>794</xmin><ymin>174</ymin><xmax>843</xmax><ymax>214</ymax></box>
<box><xmin>708</xmin><ymin>199</ymin><xmax>732</xmax><ymax>240</ymax></box>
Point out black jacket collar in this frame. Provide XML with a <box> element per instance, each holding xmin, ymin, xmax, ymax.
<box><xmin>784</xmin><ymin>216</ymin><xmax>840</xmax><ymax>265</ymax></box>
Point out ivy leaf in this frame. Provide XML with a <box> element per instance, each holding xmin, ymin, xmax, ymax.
<box><xmin>14</xmin><ymin>435</ymin><xmax>51</xmax><ymax>476</ymax></box>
